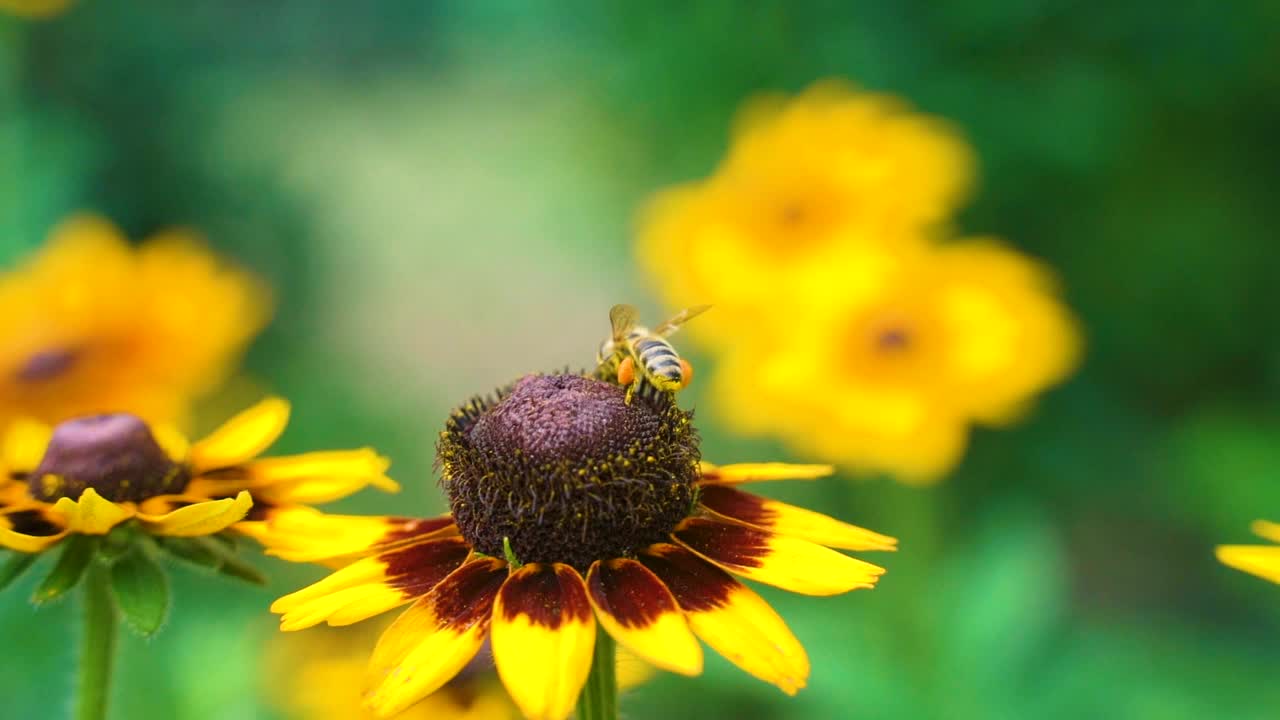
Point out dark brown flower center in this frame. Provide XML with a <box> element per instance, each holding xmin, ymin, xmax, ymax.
<box><xmin>15</xmin><ymin>348</ymin><xmax>79</xmax><ymax>382</ymax></box>
<box><xmin>28</xmin><ymin>414</ymin><xmax>189</xmax><ymax>503</ymax></box>
<box><xmin>438</xmin><ymin>374</ymin><xmax>700</xmax><ymax>571</ymax></box>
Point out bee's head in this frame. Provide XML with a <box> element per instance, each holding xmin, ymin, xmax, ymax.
<box><xmin>596</xmin><ymin>338</ymin><xmax>616</xmax><ymax>364</ymax></box>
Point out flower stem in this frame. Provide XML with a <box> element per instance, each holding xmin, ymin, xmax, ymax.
<box><xmin>78</xmin><ymin>562</ymin><xmax>117</xmax><ymax>720</ymax></box>
<box><xmin>576</xmin><ymin>630</ymin><xmax>617</xmax><ymax>720</ymax></box>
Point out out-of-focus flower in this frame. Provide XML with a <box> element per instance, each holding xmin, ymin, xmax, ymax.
<box><xmin>263</xmin><ymin>624</ymin><xmax>652</xmax><ymax>720</ymax></box>
<box><xmin>1217</xmin><ymin>521</ymin><xmax>1280</xmax><ymax>584</ymax></box>
<box><xmin>0</xmin><ymin>214</ymin><xmax>271</xmax><ymax>431</ymax></box>
<box><xmin>636</xmin><ymin>80</ymin><xmax>974</xmax><ymax>343</ymax></box>
<box><xmin>636</xmin><ymin>79</ymin><xmax>1082</xmax><ymax>483</ymax></box>
<box><xmin>0</xmin><ymin>0</ymin><xmax>72</xmax><ymax>19</ymax></box>
<box><xmin>0</xmin><ymin>396</ymin><xmax>394</xmax><ymax>560</ymax></box>
<box><xmin>712</xmin><ymin>241</ymin><xmax>1081</xmax><ymax>483</ymax></box>
<box><xmin>268</xmin><ymin>374</ymin><xmax>894</xmax><ymax>719</ymax></box>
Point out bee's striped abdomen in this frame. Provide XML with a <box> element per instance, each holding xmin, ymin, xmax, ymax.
<box><xmin>635</xmin><ymin>337</ymin><xmax>684</xmax><ymax>384</ymax></box>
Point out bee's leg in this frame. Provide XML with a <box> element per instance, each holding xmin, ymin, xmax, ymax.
<box><xmin>625</xmin><ymin>379</ymin><xmax>638</xmax><ymax>405</ymax></box>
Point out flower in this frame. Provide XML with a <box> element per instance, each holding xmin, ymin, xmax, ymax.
<box><xmin>635</xmin><ymin>80</ymin><xmax>974</xmax><ymax>344</ymax></box>
<box><xmin>712</xmin><ymin>240</ymin><xmax>1081</xmax><ymax>483</ymax></box>
<box><xmin>268</xmin><ymin>373</ymin><xmax>894</xmax><ymax>719</ymax></box>
<box><xmin>263</xmin><ymin>623</ymin><xmax>652</xmax><ymax>720</ymax></box>
<box><xmin>0</xmin><ymin>214</ymin><xmax>271</xmax><ymax>431</ymax></box>
<box><xmin>0</xmin><ymin>396</ymin><xmax>396</xmax><ymax>555</ymax></box>
<box><xmin>1217</xmin><ymin>521</ymin><xmax>1280</xmax><ymax>584</ymax></box>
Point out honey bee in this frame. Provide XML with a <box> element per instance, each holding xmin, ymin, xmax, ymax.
<box><xmin>596</xmin><ymin>303</ymin><xmax>710</xmax><ymax>403</ymax></box>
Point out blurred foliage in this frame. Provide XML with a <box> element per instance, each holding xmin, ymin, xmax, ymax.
<box><xmin>2</xmin><ymin>1</ymin><xmax>1279</xmax><ymax>718</ymax></box>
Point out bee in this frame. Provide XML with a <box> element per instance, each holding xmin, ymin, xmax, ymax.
<box><xmin>597</xmin><ymin>303</ymin><xmax>710</xmax><ymax>403</ymax></box>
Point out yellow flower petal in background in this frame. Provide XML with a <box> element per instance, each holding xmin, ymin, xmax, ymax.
<box><xmin>637</xmin><ymin>80</ymin><xmax>974</xmax><ymax>344</ymax></box>
<box><xmin>703</xmin><ymin>235</ymin><xmax>1080</xmax><ymax>483</ymax></box>
<box><xmin>1252</xmin><ymin>520</ymin><xmax>1280</xmax><ymax>544</ymax></box>
<box><xmin>491</xmin><ymin>564</ymin><xmax>596</xmax><ymax>720</ymax></box>
<box><xmin>1217</xmin><ymin>545</ymin><xmax>1280</xmax><ymax>584</ymax></box>
<box><xmin>236</xmin><ymin>507</ymin><xmax>456</xmax><ymax>564</ymax></box>
<box><xmin>192</xmin><ymin>449</ymin><xmax>397</xmax><ymax>505</ymax></box>
<box><xmin>51</xmin><ymin>488</ymin><xmax>134</xmax><ymax>534</ymax></box>
<box><xmin>698</xmin><ymin>461</ymin><xmax>834</xmax><ymax>485</ymax></box>
<box><xmin>0</xmin><ymin>214</ymin><xmax>270</xmax><ymax>431</ymax></box>
<box><xmin>188</xmin><ymin>397</ymin><xmax>290</xmax><ymax>471</ymax></box>
<box><xmin>2</xmin><ymin>419</ymin><xmax>51</xmax><ymax>472</ymax></box>
<box><xmin>1218</xmin><ymin>520</ymin><xmax>1280</xmax><ymax>585</ymax></box>
<box><xmin>136</xmin><ymin>491</ymin><xmax>253</xmax><ymax>537</ymax></box>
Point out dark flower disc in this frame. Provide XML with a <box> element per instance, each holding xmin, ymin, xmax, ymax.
<box><xmin>28</xmin><ymin>413</ymin><xmax>189</xmax><ymax>503</ymax></box>
<box><xmin>439</xmin><ymin>373</ymin><xmax>700</xmax><ymax>570</ymax></box>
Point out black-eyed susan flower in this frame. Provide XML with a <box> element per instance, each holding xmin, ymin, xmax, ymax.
<box><xmin>0</xmin><ymin>396</ymin><xmax>395</xmax><ymax>602</ymax></box>
<box><xmin>711</xmin><ymin>240</ymin><xmax>1081</xmax><ymax>483</ymax></box>
<box><xmin>636</xmin><ymin>80</ymin><xmax>974</xmax><ymax>344</ymax></box>
<box><xmin>0</xmin><ymin>396</ymin><xmax>395</xmax><ymax>720</ymax></box>
<box><xmin>1217</xmin><ymin>521</ymin><xmax>1280</xmax><ymax>584</ymax></box>
<box><xmin>263</xmin><ymin>623</ymin><xmax>652</xmax><ymax>720</ymax></box>
<box><xmin>0</xmin><ymin>214</ymin><xmax>270</xmax><ymax>431</ymax></box>
<box><xmin>267</xmin><ymin>373</ymin><xmax>894</xmax><ymax>720</ymax></box>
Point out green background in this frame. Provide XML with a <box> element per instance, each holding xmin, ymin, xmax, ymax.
<box><xmin>3</xmin><ymin>2</ymin><xmax>1280</xmax><ymax>718</ymax></box>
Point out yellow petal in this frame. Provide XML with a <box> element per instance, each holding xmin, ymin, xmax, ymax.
<box><xmin>237</xmin><ymin>507</ymin><xmax>456</xmax><ymax>564</ymax></box>
<box><xmin>615</xmin><ymin>648</ymin><xmax>653</xmax><ymax>692</ymax></box>
<box><xmin>1218</xmin><ymin>545</ymin><xmax>1280</xmax><ymax>584</ymax></box>
<box><xmin>52</xmin><ymin>488</ymin><xmax>134</xmax><ymax>535</ymax></box>
<box><xmin>136</xmin><ymin>491</ymin><xmax>252</xmax><ymax>537</ymax></box>
<box><xmin>492</xmin><ymin>564</ymin><xmax>596</xmax><ymax>720</ymax></box>
<box><xmin>189</xmin><ymin>397</ymin><xmax>290</xmax><ymax>470</ymax></box>
<box><xmin>2</xmin><ymin>419</ymin><xmax>51</xmax><ymax>472</ymax></box>
<box><xmin>0</xmin><ymin>525</ymin><xmax>67</xmax><ymax>552</ymax></box>
<box><xmin>366</xmin><ymin>558</ymin><xmax>507</xmax><ymax>718</ymax></box>
<box><xmin>672</xmin><ymin>518</ymin><xmax>885</xmax><ymax>596</ymax></box>
<box><xmin>697</xmin><ymin>485</ymin><xmax>897</xmax><ymax>551</ymax></box>
<box><xmin>585</xmin><ymin>558</ymin><xmax>702</xmax><ymax>676</ymax></box>
<box><xmin>150</xmin><ymin>424</ymin><xmax>191</xmax><ymax>463</ymax></box>
<box><xmin>641</xmin><ymin>544</ymin><xmax>808</xmax><ymax>694</ymax></box>
<box><xmin>1251</xmin><ymin>520</ymin><xmax>1280</xmax><ymax>544</ymax></box>
<box><xmin>191</xmin><ymin>449</ymin><xmax>397</xmax><ymax>505</ymax></box>
<box><xmin>699</xmin><ymin>462</ymin><xmax>834</xmax><ymax>485</ymax></box>
<box><xmin>272</xmin><ymin>536</ymin><xmax>472</xmax><ymax>630</ymax></box>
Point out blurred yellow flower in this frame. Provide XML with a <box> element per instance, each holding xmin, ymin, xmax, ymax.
<box><xmin>0</xmin><ymin>0</ymin><xmax>72</xmax><ymax>19</ymax></box>
<box><xmin>263</xmin><ymin>623</ymin><xmax>652</xmax><ymax>720</ymax></box>
<box><xmin>636</xmin><ymin>80</ymin><xmax>974</xmax><ymax>343</ymax></box>
<box><xmin>0</xmin><ymin>214</ymin><xmax>271</xmax><ymax>430</ymax></box>
<box><xmin>710</xmin><ymin>240</ymin><xmax>1081</xmax><ymax>483</ymax></box>
<box><xmin>1217</xmin><ymin>521</ymin><xmax>1280</xmax><ymax>584</ymax></box>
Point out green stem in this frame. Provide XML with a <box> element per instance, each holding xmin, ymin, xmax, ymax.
<box><xmin>78</xmin><ymin>562</ymin><xmax>116</xmax><ymax>720</ymax></box>
<box><xmin>576</xmin><ymin>630</ymin><xmax>617</xmax><ymax>720</ymax></box>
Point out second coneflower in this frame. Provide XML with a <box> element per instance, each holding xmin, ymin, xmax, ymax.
<box><xmin>0</xmin><ymin>397</ymin><xmax>396</xmax><ymax>720</ymax></box>
<box><xmin>266</xmin><ymin>373</ymin><xmax>895</xmax><ymax>720</ymax></box>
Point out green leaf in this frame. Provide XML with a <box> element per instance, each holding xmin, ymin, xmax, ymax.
<box><xmin>196</xmin><ymin>537</ymin><xmax>267</xmax><ymax>586</ymax></box>
<box><xmin>155</xmin><ymin>536</ymin><xmax>222</xmax><ymax>570</ymax></box>
<box><xmin>32</xmin><ymin>536</ymin><xmax>97</xmax><ymax>604</ymax></box>
<box><xmin>0</xmin><ymin>552</ymin><xmax>38</xmax><ymax>592</ymax></box>
<box><xmin>109</xmin><ymin>547</ymin><xmax>169</xmax><ymax>637</ymax></box>
<box><xmin>156</xmin><ymin>536</ymin><xmax>266</xmax><ymax>585</ymax></box>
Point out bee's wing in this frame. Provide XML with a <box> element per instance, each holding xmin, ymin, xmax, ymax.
<box><xmin>653</xmin><ymin>304</ymin><xmax>712</xmax><ymax>337</ymax></box>
<box><xmin>609</xmin><ymin>304</ymin><xmax>640</xmax><ymax>342</ymax></box>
